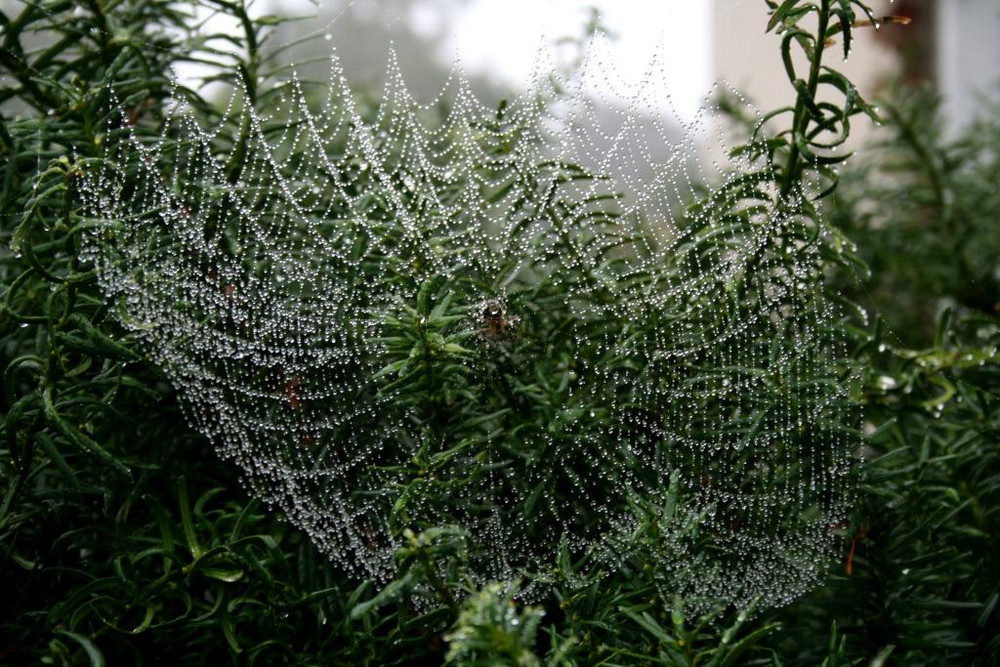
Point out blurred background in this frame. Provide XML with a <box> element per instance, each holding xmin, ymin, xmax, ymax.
<box><xmin>221</xmin><ymin>0</ymin><xmax>998</xmax><ymax>132</ymax></box>
<box><xmin>2</xmin><ymin>0</ymin><xmax>997</xmax><ymax>132</ymax></box>
<box><xmin>258</xmin><ymin>0</ymin><xmax>712</xmax><ymax>121</ymax></box>
<box><xmin>714</xmin><ymin>0</ymin><xmax>1000</xmax><ymax>134</ymax></box>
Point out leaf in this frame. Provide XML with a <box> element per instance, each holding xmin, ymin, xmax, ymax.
<box><xmin>767</xmin><ymin>0</ymin><xmax>804</xmax><ymax>32</ymax></box>
<box><xmin>977</xmin><ymin>592</ymin><xmax>999</xmax><ymax>627</ymax></box>
<box><xmin>177</xmin><ymin>476</ymin><xmax>203</xmax><ymax>560</ymax></box>
<box><xmin>221</xmin><ymin>603</ymin><xmax>242</xmax><ymax>654</ymax></box>
<box><xmin>718</xmin><ymin>623</ymin><xmax>779</xmax><ymax>666</ymax></box>
<box><xmin>350</xmin><ymin>571</ymin><xmax>415</xmax><ymax>619</ymax></box>
<box><xmin>834</xmin><ymin>1</ymin><xmax>855</xmax><ymax>59</ymax></box>
<box><xmin>55</xmin><ymin>630</ymin><xmax>106</xmax><ymax>667</ymax></box>
<box><xmin>42</xmin><ymin>389</ymin><xmax>132</xmax><ymax>480</ymax></box>
<box><xmin>793</xmin><ymin>79</ymin><xmax>824</xmax><ymax>121</ymax></box>
<box><xmin>200</xmin><ymin>567</ymin><xmax>246</xmax><ymax>582</ymax></box>
<box><xmin>254</xmin><ymin>14</ymin><xmax>287</xmax><ymax>25</ymax></box>
<box><xmin>619</xmin><ymin>607</ymin><xmax>680</xmax><ymax>648</ymax></box>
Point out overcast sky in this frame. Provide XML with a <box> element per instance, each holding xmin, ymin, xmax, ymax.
<box><xmin>265</xmin><ymin>0</ymin><xmax>711</xmax><ymax>121</ymax></box>
<box><xmin>430</xmin><ymin>1</ymin><xmax>709</xmax><ymax>120</ymax></box>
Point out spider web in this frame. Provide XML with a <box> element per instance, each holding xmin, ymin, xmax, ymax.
<box><xmin>79</xmin><ymin>37</ymin><xmax>855</xmax><ymax>612</ymax></box>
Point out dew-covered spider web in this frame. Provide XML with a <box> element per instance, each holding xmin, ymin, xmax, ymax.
<box><xmin>79</xmin><ymin>37</ymin><xmax>855</xmax><ymax>613</ymax></box>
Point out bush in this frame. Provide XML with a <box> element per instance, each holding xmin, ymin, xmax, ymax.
<box><xmin>1</xmin><ymin>1</ymin><xmax>996</xmax><ymax>665</ymax></box>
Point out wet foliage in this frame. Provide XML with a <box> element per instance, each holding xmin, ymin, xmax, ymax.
<box><xmin>1</xmin><ymin>1</ymin><xmax>997</xmax><ymax>664</ymax></box>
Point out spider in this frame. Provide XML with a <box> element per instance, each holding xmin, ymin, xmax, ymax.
<box><xmin>478</xmin><ymin>298</ymin><xmax>518</xmax><ymax>342</ymax></box>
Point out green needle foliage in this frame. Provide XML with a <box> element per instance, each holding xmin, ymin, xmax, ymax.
<box><xmin>444</xmin><ymin>582</ymin><xmax>546</xmax><ymax>666</ymax></box>
<box><xmin>760</xmin><ymin>96</ymin><xmax>1000</xmax><ymax>667</ymax></box>
<box><xmin>1</xmin><ymin>1</ymin><xmax>997</xmax><ymax>666</ymax></box>
<box><xmin>829</xmin><ymin>87</ymin><xmax>1000</xmax><ymax>345</ymax></box>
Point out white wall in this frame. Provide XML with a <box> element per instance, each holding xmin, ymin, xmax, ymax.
<box><xmin>937</xmin><ymin>0</ymin><xmax>1000</xmax><ymax>130</ymax></box>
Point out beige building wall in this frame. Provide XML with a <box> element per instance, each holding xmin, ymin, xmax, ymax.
<box><xmin>937</xmin><ymin>0</ymin><xmax>1000</xmax><ymax>131</ymax></box>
